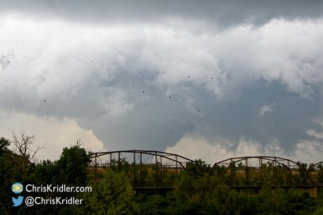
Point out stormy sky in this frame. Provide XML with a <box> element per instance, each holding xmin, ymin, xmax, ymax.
<box><xmin>1</xmin><ymin>1</ymin><xmax>323</xmax><ymax>164</ymax></box>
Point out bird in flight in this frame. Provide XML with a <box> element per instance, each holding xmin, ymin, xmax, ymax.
<box><xmin>44</xmin><ymin>100</ymin><xmax>46</xmax><ymax>102</ymax></box>
<box><xmin>211</xmin><ymin>78</ymin><xmax>213</xmax><ymax>79</ymax></box>
<box><xmin>188</xmin><ymin>76</ymin><xmax>190</xmax><ymax>78</ymax></box>
<box><xmin>169</xmin><ymin>131</ymin><xmax>172</xmax><ymax>132</ymax></box>
<box><xmin>197</xmin><ymin>109</ymin><xmax>199</xmax><ymax>112</ymax></box>
<box><xmin>143</xmin><ymin>91</ymin><xmax>145</xmax><ymax>93</ymax></box>
<box><xmin>169</xmin><ymin>96</ymin><xmax>171</xmax><ymax>99</ymax></box>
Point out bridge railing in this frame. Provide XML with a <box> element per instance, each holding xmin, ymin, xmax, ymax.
<box><xmin>89</xmin><ymin>151</ymin><xmax>323</xmax><ymax>190</ymax></box>
<box><xmin>89</xmin><ymin>150</ymin><xmax>195</xmax><ymax>188</ymax></box>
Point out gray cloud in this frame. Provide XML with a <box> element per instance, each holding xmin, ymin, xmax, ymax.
<box><xmin>194</xmin><ymin>80</ymin><xmax>323</xmax><ymax>152</ymax></box>
<box><xmin>74</xmin><ymin>73</ymin><xmax>323</xmax><ymax>153</ymax></box>
<box><xmin>0</xmin><ymin>7</ymin><xmax>323</xmax><ymax>156</ymax></box>
<box><xmin>1</xmin><ymin>0</ymin><xmax>323</xmax><ymax>29</ymax></box>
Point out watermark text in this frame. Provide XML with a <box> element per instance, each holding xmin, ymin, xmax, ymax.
<box><xmin>25</xmin><ymin>196</ymin><xmax>83</xmax><ymax>207</ymax></box>
<box><xmin>26</xmin><ymin>184</ymin><xmax>92</xmax><ymax>193</ymax></box>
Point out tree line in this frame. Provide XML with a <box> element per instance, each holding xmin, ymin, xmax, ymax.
<box><xmin>1</xmin><ymin>132</ymin><xmax>323</xmax><ymax>214</ymax></box>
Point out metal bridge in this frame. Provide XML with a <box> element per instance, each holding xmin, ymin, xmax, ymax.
<box><xmin>89</xmin><ymin>150</ymin><xmax>323</xmax><ymax>196</ymax></box>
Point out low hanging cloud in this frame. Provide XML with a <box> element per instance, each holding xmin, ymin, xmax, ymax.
<box><xmin>166</xmin><ymin>135</ymin><xmax>323</xmax><ymax>164</ymax></box>
<box><xmin>0</xmin><ymin>6</ymin><xmax>323</xmax><ymax>161</ymax></box>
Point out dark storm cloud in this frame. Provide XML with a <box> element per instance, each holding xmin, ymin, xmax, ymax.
<box><xmin>1</xmin><ymin>10</ymin><xmax>323</xmax><ymax>157</ymax></box>
<box><xmin>193</xmin><ymin>80</ymin><xmax>323</xmax><ymax>152</ymax></box>
<box><xmin>76</xmin><ymin>68</ymin><xmax>196</xmax><ymax>150</ymax></box>
<box><xmin>1</xmin><ymin>0</ymin><xmax>323</xmax><ymax>28</ymax></box>
<box><xmin>77</xmin><ymin>73</ymin><xmax>323</xmax><ymax>152</ymax></box>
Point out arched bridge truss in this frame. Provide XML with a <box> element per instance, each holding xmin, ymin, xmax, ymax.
<box><xmin>89</xmin><ymin>151</ymin><xmax>323</xmax><ymax>190</ymax></box>
<box><xmin>89</xmin><ymin>150</ymin><xmax>196</xmax><ymax>189</ymax></box>
<box><xmin>210</xmin><ymin>156</ymin><xmax>323</xmax><ymax>188</ymax></box>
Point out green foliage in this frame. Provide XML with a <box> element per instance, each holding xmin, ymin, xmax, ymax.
<box><xmin>313</xmin><ymin>206</ymin><xmax>323</xmax><ymax>215</ymax></box>
<box><xmin>56</xmin><ymin>146</ymin><xmax>91</xmax><ymax>186</ymax></box>
<box><xmin>136</xmin><ymin>194</ymin><xmax>171</xmax><ymax>215</ymax></box>
<box><xmin>0</xmin><ymin>137</ymin><xmax>13</xmax><ymax>215</ymax></box>
<box><xmin>256</xmin><ymin>184</ymin><xmax>316</xmax><ymax>215</ymax></box>
<box><xmin>186</xmin><ymin>159</ymin><xmax>211</xmax><ymax>178</ymax></box>
<box><xmin>2</xmin><ymin>136</ymin><xmax>323</xmax><ymax>215</ymax></box>
<box><xmin>76</xmin><ymin>170</ymin><xmax>139</xmax><ymax>215</ymax></box>
<box><xmin>17</xmin><ymin>146</ymin><xmax>90</xmax><ymax>215</ymax></box>
<box><xmin>0</xmin><ymin>137</ymin><xmax>10</xmax><ymax>154</ymax></box>
<box><xmin>213</xmin><ymin>164</ymin><xmax>226</xmax><ymax>177</ymax></box>
<box><xmin>297</xmin><ymin>162</ymin><xmax>309</xmax><ymax>185</ymax></box>
<box><xmin>168</xmin><ymin>171</ymin><xmax>244</xmax><ymax>215</ymax></box>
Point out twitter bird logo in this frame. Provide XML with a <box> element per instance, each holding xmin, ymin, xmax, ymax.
<box><xmin>12</xmin><ymin>196</ymin><xmax>24</xmax><ymax>207</ymax></box>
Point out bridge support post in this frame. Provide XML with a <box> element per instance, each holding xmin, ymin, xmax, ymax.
<box><xmin>287</xmin><ymin>160</ymin><xmax>290</xmax><ymax>185</ymax></box>
<box><xmin>140</xmin><ymin>152</ymin><xmax>142</xmax><ymax>187</ymax></box>
<box><xmin>94</xmin><ymin>153</ymin><xmax>97</xmax><ymax>182</ymax></box>
<box><xmin>273</xmin><ymin>157</ymin><xmax>277</xmax><ymax>185</ymax></box>
<box><xmin>133</xmin><ymin>152</ymin><xmax>136</xmax><ymax>188</ymax></box>
<box><xmin>110</xmin><ymin>153</ymin><xmax>112</xmax><ymax>168</ymax></box>
<box><xmin>245</xmin><ymin>158</ymin><xmax>249</xmax><ymax>187</ymax></box>
<box><xmin>118</xmin><ymin>152</ymin><xmax>121</xmax><ymax>173</ymax></box>
<box><xmin>155</xmin><ymin>152</ymin><xmax>158</xmax><ymax>190</ymax></box>
<box><xmin>176</xmin><ymin>155</ymin><xmax>178</xmax><ymax>174</ymax></box>
<box><xmin>230</xmin><ymin>158</ymin><xmax>234</xmax><ymax>186</ymax></box>
<box><xmin>160</xmin><ymin>156</ymin><xmax>162</xmax><ymax>187</ymax></box>
<box><xmin>259</xmin><ymin>158</ymin><xmax>262</xmax><ymax>185</ymax></box>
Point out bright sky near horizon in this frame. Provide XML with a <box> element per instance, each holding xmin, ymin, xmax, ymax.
<box><xmin>1</xmin><ymin>1</ymin><xmax>323</xmax><ymax>164</ymax></box>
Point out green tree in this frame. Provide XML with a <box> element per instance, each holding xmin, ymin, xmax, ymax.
<box><xmin>313</xmin><ymin>206</ymin><xmax>323</xmax><ymax>215</ymax></box>
<box><xmin>167</xmin><ymin>171</ymin><xmax>244</xmax><ymax>215</ymax></box>
<box><xmin>186</xmin><ymin>159</ymin><xmax>211</xmax><ymax>178</ymax></box>
<box><xmin>136</xmin><ymin>194</ymin><xmax>171</xmax><ymax>215</ymax></box>
<box><xmin>0</xmin><ymin>137</ymin><xmax>12</xmax><ymax>215</ymax></box>
<box><xmin>55</xmin><ymin>144</ymin><xmax>91</xmax><ymax>186</ymax></box>
<box><xmin>15</xmin><ymin>142</ymin><xmax>92</xmax><ymax>215</ymax></box>
<box><xmin>0</xmin><ymin>133</ymin><xmax>45</xmax><ymax>215</ymax></box>
<box><xmin>76</xmin><ymin>170</ymin><xmax>139</xmax><ymax>215</ymax></box>
<box><xmin>256</xmin><ymin>184</ymin><xmax>316</xmax><ymax>215</ymax></box>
